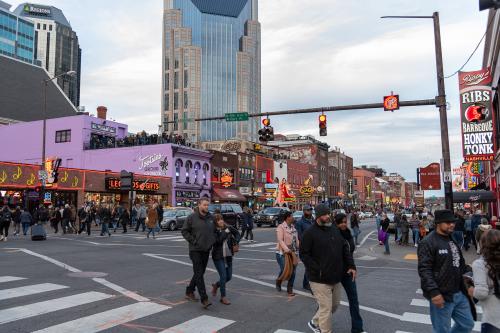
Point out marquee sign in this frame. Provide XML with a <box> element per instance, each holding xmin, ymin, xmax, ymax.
<box><xmin>106</xmin><ymin>178</ymin><xmax>160</xmax><ymax>192</ymax></box>
<box><xmin>220</xmin><ymin>168</ymin><xmax>234</xmax><ymax>188</ymax></box>
<box><xmin>459</xmin><ymin>68</ymin><xmax>495</xmax><ymax>162</ymax></box>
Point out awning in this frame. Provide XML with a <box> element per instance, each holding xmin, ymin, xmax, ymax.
<box><xmin>212</xmin><ymin>188</ymin><xmax>247</xmax><ymax>202</ymax></box>
<box><xmin>453</xmin><ymin>191</ymin><xmax>496</xmax><ymax>203</ymax></box>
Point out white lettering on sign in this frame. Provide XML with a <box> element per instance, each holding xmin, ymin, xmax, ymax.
<box><xmin>462</xmin><ymin>121</ymin><xmax>493</xmax><ymax>133</ymax></box>
<box><xmin>462</xmin><ymin>70</ymin><xmax>490</xmax><ymax>86</ymax></box>
<box><xmin>461</xmin><ymin>90</ymin><xmax>490</xmax><ymax>104</ymax></box>
<box><xmin>139</xmin><ymin>154</ymin><xmax>163</xmax><ymax>170</ymax></box>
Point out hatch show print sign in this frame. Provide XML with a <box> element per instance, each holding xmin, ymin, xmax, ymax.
<box><xmin>459</xmin><ymin>68</ymin><xmax>496</xmax><ymax>162</ymax></box>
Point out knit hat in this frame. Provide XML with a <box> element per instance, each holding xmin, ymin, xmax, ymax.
<box><xmin>315</xmin><ymin>204</ymin><xmax>330</xmax><ymax>218</ymax></box>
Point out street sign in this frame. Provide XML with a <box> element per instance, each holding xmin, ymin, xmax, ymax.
<box><xmin>225</xmin><ymin>112</ymin><xmax>249</xmax><ymax>122</ymax></box>
<box><xmin>44</xmin><ymin>192</ymin><xmax>51</xmax><ymax>204</ymax></box>
<box><xmin>419</xmin><ymin>163</ymin><xmax>441</xmax><ymax>190</ymax></box>
<box><xmin>383</xmin><ymin>94</ymin><xmax>400</xmax><ymax>111</ymax></box>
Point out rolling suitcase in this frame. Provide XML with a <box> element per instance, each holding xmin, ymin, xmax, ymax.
<box><xmin>31</xmin><ymin>223</ymin><xmax>47</xmax><ymax>241</ymax></box>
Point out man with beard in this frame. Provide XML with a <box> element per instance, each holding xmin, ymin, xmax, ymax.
<box><xmin>301</xmin><ymin>204</ymin><xmax>356</xmax><ymax>333</ymax></box>
<box><xmin>418</xmin><ymin>209</ymin><xmax>475</xmax><ymax>333</ymax></box>
<box><xmin>182</xmin><ymin>198</ymin><xmax>216</xmax><ymax>309</ymax></box>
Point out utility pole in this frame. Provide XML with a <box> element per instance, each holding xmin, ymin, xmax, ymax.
<box><xmin>381</xmin><ymin>12</ymin><xmax>453</xmax><ymax>210</ymax></box>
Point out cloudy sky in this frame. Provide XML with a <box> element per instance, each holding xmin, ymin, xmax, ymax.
<box><xmin>9</xmin><ymin>0</ymin><xmax>489</xmax><ymax>186</ymax></box>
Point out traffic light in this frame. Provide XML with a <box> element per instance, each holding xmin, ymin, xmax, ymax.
<box><xmin>319</xmin><ymin>114</ymin><xmax>327</xmax><ymax>136</ymax></box>
<box><xmin>479</xmin><ymin>0</ymin><xmax>500</xmax><ymax>10</ymax></box>
<box><xmin>259</xmin><ymin>118</ymin><xmax>274</xmax><ymax>142</ymax></box>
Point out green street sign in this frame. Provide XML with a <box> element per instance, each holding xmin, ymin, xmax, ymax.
<box><xmin>225</xmin><ymin>112</ymin><xmax>249</xmax><ymax>122</ymax></box>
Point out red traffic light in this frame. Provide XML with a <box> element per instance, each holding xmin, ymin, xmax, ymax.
<box><xmin>383</xmin><ymin>94</ymin><xmax>400</xmax><ymax>111</ymax></box>
<box><xmin>262</xmin><ymin>118</ymin><xmax>270</xmax><ymax>126</ymax></box>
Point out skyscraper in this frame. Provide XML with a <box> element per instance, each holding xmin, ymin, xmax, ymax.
<box><xmin>0</xmin><ymin>1</ymin><xmax>35</xmax><ymax>64</ymax></box>
<box><xmin>162</xmin><ymin>0</ymin><xmax>261</xmax><ymax>143</ymax></box>
<box><xmin>14</xmin><ymin>3</ymin><xmax>81</xmax><ymax>107</ymax></box>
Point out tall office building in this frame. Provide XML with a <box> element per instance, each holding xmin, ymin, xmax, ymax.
<box><xmin>162</xmin><ymin>0</ymin><xmax>261</xmax><ymax>143</ymax></box>
<box><xmin>0</xmin><ymin>1</ymin><xmax>34</xmax><ymax>64</ymax></box>
<box><xmin>14</xmin><ymin>3</ymin><xmax>81</xmax><ymax>107</ymax></box>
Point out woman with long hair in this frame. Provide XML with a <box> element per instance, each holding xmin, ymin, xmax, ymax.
<box><xmin>211</xmin><ymin>214</ymin><xmax>240</xmax><ymax>305</ymax></box>
<box><xmin>472</xmin><ymin>229</ymin><xmax>500</xmax><ymax>333</ymax></box>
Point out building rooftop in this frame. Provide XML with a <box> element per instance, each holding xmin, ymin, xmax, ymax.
<box><xmin>13</xmin><ymin>3</ymin><xmax>72</xmax><ymax>27</ymax></box>
<box><xmin>0</xmin><ymin>55</ymin><xmax>77</xmax><ymax>123</ymax></box>
<box><xmin>190</xmin><ymin>0</ymin><xmax>248</xmax><ymax>18</ymax></box>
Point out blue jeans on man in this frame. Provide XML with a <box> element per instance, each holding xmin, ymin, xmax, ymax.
<box><xmin>213</xmin><ymin>258</ymin><xmax>233</xmax><ymax>297</ymax></box>
<box><xmin>412</xmin><ymin>228</ymin><xmax>420</xmax><ymax>245</ymax></box>
<box><xmin>100</xmin><ymin>220</ymin><xmax>111</xmax><ymax>236</ymax></box>
<box><xmin>396</xmin><ymin>227</ymin><xmax>402</xmax><ymax>242</ymax></box>
<box><xmin>22</xmin><ymin>222</ymin><xmax>30</xmax><ymax>236</ymax></box>
<box><xmin>341</xmin><ymin>272</ymin><xmax>364</xmax><ymax>333</ymax></box>
<box><xmin>429</xmin><ymin>292</ymin><xmax>474</xmax><ymax>333</ymax></box>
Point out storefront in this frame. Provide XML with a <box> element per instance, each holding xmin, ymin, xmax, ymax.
<box><xmin>212</xmin><ymin>188</ymin><xmax>246</xmax><ymax>203</ymax></box>
<box><xmin>0</xmin><ymin>162</ymin><xmax>172</xmax><ymax>210</ymax></box>
<box><xmin>453</xmin><ymin>190</ymin><xmax>496</xmax><ymax>212</ymax></box>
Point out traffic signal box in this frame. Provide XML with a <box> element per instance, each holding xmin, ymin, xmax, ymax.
<box><xmin>319</xmin><ymin>114</ymin><xmax>327</xmax><ymax>136</ymax></box>
<box><xmin>259</xmin><ymin>118</ymin><xmax>274</xmax><ymax>142</ymax></box>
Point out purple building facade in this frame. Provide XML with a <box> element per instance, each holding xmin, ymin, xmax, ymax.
<box><xmin>0</xmin><ymin>114</ymin><xmax>212</xmax><ymax>206</ymax></box>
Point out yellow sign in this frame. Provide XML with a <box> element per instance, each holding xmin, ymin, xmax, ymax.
<box><xmin>299</xmin><ymin>186</ymin><xmax>314</xmax><ymax>197</ymax></box>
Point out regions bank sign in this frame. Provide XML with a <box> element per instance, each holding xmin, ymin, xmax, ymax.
<box><xmin>23</xmin><ymin>4</ymin><xmax>51</xmax><ymax>16</ymax></box>
<box><xmin>459</xmin><ymin>68</ymin><xmax>496</xmax><ymax>162</ymax></box>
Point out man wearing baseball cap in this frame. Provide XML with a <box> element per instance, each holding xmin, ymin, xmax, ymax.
<box><xmin>301</xmin><ymin>204</ymin><xmax>356</xmax><ymax>333</ymax></box>
<box><xmin>418</xmin><ymin>209</ymin><xmax>474</xmax><ymax>333</ymax></box>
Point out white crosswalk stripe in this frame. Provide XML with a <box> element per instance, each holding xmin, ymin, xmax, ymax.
<box><xmin>32</xmin><ymin>302</ymin><xmax>171</xmax><ymax>333</ymax></box>
<box><xmin>241</xmin><ymin>242</ymin><xmax>276</xmax><ymax>248</ymax></box>
<box><xmin>0</xmin><ymin>283</ymin><xmax>68</xmax><ymax>301</ymax></box>
<box><xmin>0</xmin><ymin>291</ymin><xmax>113</xmax><ymax>325</ymax></box>
<box><xmin>0</xmin><ymin>276</ymin><xmax>26</xmax><ymax>283</ymax></box>
<box><xmin>410</xmin><ymin>298</ymin><xmax>483</xmax><ymax>314</ymax></box>
<box><xmin>274</xmin><ymin>330</ymin><xmax>304</xmax><ymax>333</ymax></box>
<box><xmin>159</xmin><ymin>315</ymin><xmax>234</xmax><ymax>333</ymax></box>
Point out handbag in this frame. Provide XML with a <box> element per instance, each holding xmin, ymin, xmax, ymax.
<box><xmin>378</xmin><ymin>229</ymin><xmax>387</xmax><ymax>242</ymax></box>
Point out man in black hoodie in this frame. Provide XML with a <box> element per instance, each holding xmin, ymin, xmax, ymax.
<box><xmin>182</xmin><ymin>198</ymin><xmax>216</xmax><ymax>308</ymax></box>
<box><xmin>301</xmin><ymin>204</ymin><xmax>356</xmax><ymax>333</ymax></box>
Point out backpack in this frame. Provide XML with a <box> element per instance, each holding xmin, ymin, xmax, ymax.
<box><xmin>38</xmin><ymin>208</ymin><xmax>49</xmax><ymax>221</ymax></box>
<box><xmin>1</xmin><ymin>209</ymin><xmax>12</xmax><ymax>222</ymax></box>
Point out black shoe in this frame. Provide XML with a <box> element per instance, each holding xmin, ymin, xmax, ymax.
<box><xmin>185</xmin><ymin>292</ymin><xmax>198</xmax><ymax>302</ymax></box>
<box><xmin>201</xmin><ymin>299</ymin><xmax>212</xmax><ymax>309</ymax></box>
<box><xmin>303</xmin><ymin>285</ymin><xmax>312</xmax><ymax>292</ymax></box>
<box><xmin>276</xmin><ymin>279</ymin><xmax>282</xmax><ymax>292</ymax></box>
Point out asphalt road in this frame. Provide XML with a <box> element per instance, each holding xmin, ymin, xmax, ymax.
<box><xmin>0</xmin><ymin>218</ymin><xmax>483</xmax><ymax>333</ymax></box>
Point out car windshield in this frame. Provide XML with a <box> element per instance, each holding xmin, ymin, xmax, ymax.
<box><xmin>293</xmin><ymin>211</ymin><xmax>302</xmax><ymax>217</ymax></box>
<box><xmin>164</xmin><ymin>211</ymin><xmax>177</xmax><ymax>217</ymax></box>
<box><xmin>231</xmin><ymin>205</ymin><xmax>243</xmax><ymax>213</ymax></box>
<box><xmin>208</xmin><ymin>204</ymin><xmax>219</xmax><ymax>212</ymax></box>
<box><xmin>263</xmin><ymin>207</ymin><xmax>281</xmax><ymax>214</ymax></box>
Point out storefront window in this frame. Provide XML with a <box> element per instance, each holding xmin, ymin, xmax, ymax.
<box><xmin>194</xmin><ymin>162</ymin><xmax>201</xmax><ymax>184</ymax></box>
<box><xmin>185</xmin><ymin>160</ymin><xmax>192</xmax><ymax>184</ymax></box>
<box><xmin>175</xmin><ymin>159</ymin><xmax>183</xmax><ymax>182</ymax></box>
<box><xmin>203</xmin><ymin>163</ymin><xmax>209</xmax><ymax>185</ymax></box>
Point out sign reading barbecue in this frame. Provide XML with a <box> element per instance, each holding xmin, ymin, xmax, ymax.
<box><xmin>459</xmin><ymin>68</ymin><xmax>496</xmax><ymax>162</ymax></box>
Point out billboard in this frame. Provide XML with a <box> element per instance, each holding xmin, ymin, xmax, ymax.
<box><xmin>459</xmin><ymin>68</ymin><xmax>495</xmax><ymax>162</ymax></box>
<box><xmin>419</xmin><ymin>163</ymin><xmax>441</xmax><ymax>190</ymax></box>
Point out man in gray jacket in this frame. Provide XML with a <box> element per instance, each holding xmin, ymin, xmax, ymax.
<box><xmin>182</xmin><ymin>198</ymin><xmax>216</xmax><ymax>308</ymax></box>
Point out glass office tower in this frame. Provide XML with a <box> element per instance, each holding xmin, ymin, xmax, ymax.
<box><xmin>0</xmin><ymin>1</ymin><xmax>34</xmax><ymax>64</ymax></box>
<box><xmin>162</xmin><ymin>0</ymin><xmax>260</xmax><ymax>143</ymax></box>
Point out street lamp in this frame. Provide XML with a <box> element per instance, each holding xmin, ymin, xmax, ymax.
<box><xmin>381</xmin><ymin>12</ymin><xmax>453</xmax><ymax>211</ymax></box>
<box><xmin>40</xmin><ymin>70</ymin><xmax>77</xmax><ymax>203</ymax></box>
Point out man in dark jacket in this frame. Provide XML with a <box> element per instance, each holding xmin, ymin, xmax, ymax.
<box><xmin>182</xmin><ymin>198</ymin><xmax>216</xmax><ymax>308</ymax></box>
<box><xmin>295</xmin><ymin>204</ymin><xmax>314</xmax><ymax>291</ymax></box>
<box><xmin>417</xmin><ymin>209</ymin><xmax>474</xmax><ymax>333</ymax></box>
<box><xmin>0</xmin><ymin>206</ymin><xmax>12</xmax><ymax>241</ymax></box>
<box><xmin>301</xmin><ymin>204</ymin><xmax>356</xmax><ymax>333</ymax></box>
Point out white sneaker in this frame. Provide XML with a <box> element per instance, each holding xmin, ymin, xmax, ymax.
<box><xmin>308</xmin><ymin>320</ymin><xmax>321</xmax><ymax>333</ymax></box>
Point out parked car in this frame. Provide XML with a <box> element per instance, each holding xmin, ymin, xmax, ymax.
<box><xmin>363</xmin><ymin>211</ymin><xmax>374</xmax><ymax>218</ymax></box>
<box><xmin>160</xmin><ymin>207</ymin><xmax>194</xmax><ymax>231</ymax></box>
<box><xmin>332</xmin><ymin>209</ymin><xmax>346</xmax><ymax>216</ymax></box>
<box><xmin>255</xmin><ymin>207</ymin><xmax>290</xmax><ymax>227</ymax></box>
<box><xmin>208</xmin><ymin>203</ymin><xmax>244</xmax><ymax>229</ymax></box>
<box><xmin>292</xmin><ymin>210</ymin><xmax>316</xmax><ymax>222</ymax></box>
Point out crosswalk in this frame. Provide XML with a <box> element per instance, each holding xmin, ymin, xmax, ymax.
<box><xmin>0</xmin><ymin>275</ymin><xmax>306</xmax><ymax>332</ymax></box>
<box><xmin>397</xmin><ymin>288</ymin><xmax>481</xmax><ymax>332</ymax></box>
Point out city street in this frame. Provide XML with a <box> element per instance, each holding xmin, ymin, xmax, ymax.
<box><xmin>0</xmin><ymin>219</ymin><xmax>483</xmax><ymax>333</ymax></box>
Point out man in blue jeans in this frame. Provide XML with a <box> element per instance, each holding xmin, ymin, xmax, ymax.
<box><xmin>295</xmin><ymin>205</ymin><xmax>314</xmax><ymax>291</ymax></box>
<box><xmin>418</xmin><ymin>209</ymin><xmax>475</xmax><ymax>333</ymax></box>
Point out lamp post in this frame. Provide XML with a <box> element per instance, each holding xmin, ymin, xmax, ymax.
<box><xmin>381</xmin><ymin>12</ymin><xmax>453</xmax><ymax>211</ymax></box>
<box><xmin>40</xmin><ymin>70</ymin><xmax>77</xmax><ymax>203</ymax></box>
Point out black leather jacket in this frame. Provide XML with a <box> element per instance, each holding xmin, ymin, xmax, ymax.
<box><xmin>417</xmin><ymin>231</ymin><xmax>467</xmax><ymax>302</ymax></box>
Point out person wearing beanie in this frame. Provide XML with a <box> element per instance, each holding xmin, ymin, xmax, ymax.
<box><xmin>301</xmin><ymin>204</ymin><xmax>356</xmax><ymax>333</ymax></box>
<box><xmin>418</xmin><ymin>209</ymin><xmax>474</xmax><ymax>333</ymax></box>
<box><xmin>295</xmin><ymin>204</ymin><xmax>314</xmax><ymax>291</ymax></box>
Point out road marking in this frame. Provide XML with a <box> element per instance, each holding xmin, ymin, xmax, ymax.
<box><xmin>155</xmin><ymin>236</ymin><xmax>184</xmax><ymax>240</ymax></box>
<box><xmin>395</xmin><ymin>331</ymin><xmax>413</xmax><ymax>333</ymax></box>
<box><xmin>159</xmin><ymin>315</ymin><xmax>235</xmax><ymax>333</ymax></box>
<box><xmin>241</xmin><ymin>242</ymin><xmax>276</xmax><ymax>248</ymax></box>
<box><xmin>356</xmin><ymin>265</ymin><xmax>417</xmax><ymax>271</ymax></box>
<box><xmin>404</xmin><ymin>254</ymin><xmax>418</xmax><ymax>260</ymax></box>
<box><xmin>0</xmin><ymin>291</ymin><xmax>113</xmax><ymax>325</ymax></box>
<box><xmin>92</xmin><ymin>277</ymin><xmax>149</xmax><ymax>302</ymax></box>
<box><xmin>401</xmin><ymin>312</ymin><xmax>480</xmax><ymax>332</ymax></box>
<box><xmin>32</xmin><ymin>302</ymin><xmax>171</xmax><ymax>333</ymax></box>
<box><xmin>143</xmin><ymin>253</ymin><xmax>404</xmax><ymax>321</ymax></box>
<box><xmin>274</xmin><ymin>330</ymin><xmax>304</xmax><ymax>333</ymax></box>
<box><xmin>0</xmin><ymin>276</ymin><xmax>26</xmax><ymax>283</ymax></box>
<box><xmin>356</xmin><ymin>255</ymin><xmax>377</xmax><ymax>261</ymax></box>
<box><xmin>13</xmin><ymin>248</ymin><xmax>151</xmax><ymax>302</ymax></box>
<box><xmin>17</xmin><ymin>248</ymin><xmax>82</xmax><ymax>272</ymax></box>
<box><xmin>359</xmin><ymin>230</ymin><xmax>376</xmax><ymax>247</ymax></box>
<box><xmin>410</xmin><ymin>298</ymin><xmax>483</xmax><ymax>314</ymax></box>
<box><xmin>0</xmin><ymin>283</ymin><xmax>68</xmax><ymax>301</ymax></box>
<box><xmin>171</xmin><ymin>238</ymin><xmax>187</xmax><ymax>242</ymax></box>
